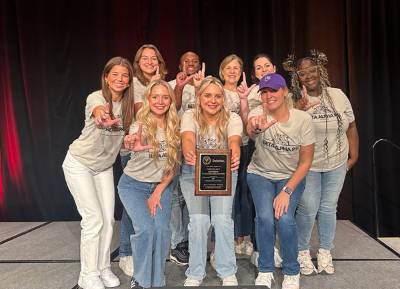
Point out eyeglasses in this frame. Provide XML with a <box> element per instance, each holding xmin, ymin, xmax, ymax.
<box><xmin>296</xmin><ymin>66</ymin><xmax>318</xmax><ymax>79</ymax></box>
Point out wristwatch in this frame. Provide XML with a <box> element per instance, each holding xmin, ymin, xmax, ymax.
<box><xmin>282</xmin><ymin>186</ymin><xmax>293</xmax><ymax>196</ymax></box>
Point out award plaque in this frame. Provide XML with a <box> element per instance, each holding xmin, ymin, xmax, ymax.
<box><xmin>195</xmin><ymin>149</ymin><xmax>231</xmax><ymax>196</ymax></box>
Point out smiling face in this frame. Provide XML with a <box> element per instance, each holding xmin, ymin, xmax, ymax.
<box><xmin>221</xmin><ymin>59</ymin><xmax>241</xmax><ymax>85</ymax></box>
<box><xmin>148</xmin><ymin>84</ymin><xmax>171</xmax><ymax>118</ymax></box>
<box><xmin>297</xmin><ymin>59</ymin><xmax>321</xmax><ymax>95</ymax></box>
<box><xmin>254</xmin><ymin>57</ymin><xmax>276</xmax><ymax>80</ymax></box>
<box><xmin>180</xmin><ymin>52</ymin><xmax>200</xmax><ymax>75</ymax></box>
<box><xmin>199</xmin><ymin>83</ymin><xmax>224</xmax><ymax>118</ymax></box>
<box><xmin>105</xmin><ymin>64</ymin><xmax>130</xmax><ymax>97</ymax></box>
<box><xmin>139</xmin><ymin>48</ymin><xmax>159</xmax><ymax>79</ymax></box>
<box><xmin>260</xmin><ymin>87</ymin><xmax>288</xmax><ymax>112</ymax></box>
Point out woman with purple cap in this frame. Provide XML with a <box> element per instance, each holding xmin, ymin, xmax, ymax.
<box><xmin>246</xmin><ymin>73</ymin><xmax>315</xmax><ymax>289</ymax></box>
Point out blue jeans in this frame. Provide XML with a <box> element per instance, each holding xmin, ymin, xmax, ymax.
<box><xmin>296</xmin><ymin>163</ymin><xmax>347</xmax><ymax>251</ymax></box>
<box><xmin>233</xmin><ymin>144</ymin><xmax>255</xmax><ymax>238</ymax></box>
<box><xmin>247</xmin><ymin>173</ymin><xmax>305</xmax><ymax>276</ymax></box>
<box><xmin>180</xmin><ymin>164</ymin><xmax>237</xmax><ymax>280</ymax></box>
<box><xmin>119</xmin><ymin>154</ymin><xmax>134</xmax><ymax>257</ymax></box>
<box><xmin>170</xmin><ymin>177</ymin><xmax>189</xmax><ymax>249</ymax></box>
<box><xmin>118</xmin><ymin>173</ymin><xmax>174</xmax><ymax>288</ymax></box>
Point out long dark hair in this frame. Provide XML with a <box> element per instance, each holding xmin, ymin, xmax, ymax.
<box><xmin>101</xmin><ymin>56</ymin><xmax>135</xmax><ymax>133</ymax></box>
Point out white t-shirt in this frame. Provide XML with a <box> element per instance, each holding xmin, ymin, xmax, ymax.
<box><xmin>169</xmin><ymin>79</ymin><xmax>196</xmax><ymax>117</ymax></box>
<box><xmin>305</xmin><ymin>87</ymin><xmax>355</xmax><ymax>172</ymax></box>
<box><xmin>180</xmin><ymin>109</ymin><xmax>243</xmax><ymax>149</ymax></box>
<box><xmin>224</xmin><ymin>88</ymin><xmax>249</xmax><ymax>145</ymax></box>
<box><xmin>247</xmin><ymin>106</ymin><xmax>315</xmax><ymax>180</ymax></box>
<box><xmin>123</xmin><ymin>122</ymin><xmax>169</xmax><ymax>182</ymax></box>
<box><xmin>247</xmin><ymin>84</ymin><xmax>261</xmax><ymax>111</ymax></box>
<box><xmin>69</xmin><ymin>90</ymin><xmax>125</xmax><ymax>172</ymax></box>
<box><xmin>133</xmin><ymin>77</ymin><xmax>147</xmax><ymax>104</ymax></box>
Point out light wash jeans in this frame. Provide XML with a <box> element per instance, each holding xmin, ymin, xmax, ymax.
<box><xmin>247</xmin><ymin>173</ymin><xmax>305</xmax><ymax>276</ymax></box>
<box><xmin>119</xmin><ymin>154</ymin><xmax>134</xmax><ymax>257</ymax></box>
<box><xmin>62</xmin><ymin>151</ymin><xmax>115</xmax><ymax>278</ymax></box>
<box><xmin>118</xmin><ymin>173</ymin><xmax>174</xmax><ymax>288</ymax></box>
<box><xmin>170</xmin><ymin>177</ymin><xmax>189</xmax><ymax>249</ymax></box>
<box><xmin>296</xmin><ymin>163</ymin><xmax>347</xmax><ymax>251</ymax></box>
<box><xmin>180</xmin><ymin>164</ymin><xmax>237</xmax><ymax>280</ymax></box>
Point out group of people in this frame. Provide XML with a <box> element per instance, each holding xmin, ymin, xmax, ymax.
<box><xmin>62</xmin><ymin>45</ymin><xmax>359</xmax><ymax>289</ymax></box>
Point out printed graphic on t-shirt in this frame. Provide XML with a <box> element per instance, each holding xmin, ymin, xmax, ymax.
<box><xmin>148</xmin><ymin>140</ymin><xmax>167</xmax><ymax>159</ymax></box>
<box><xmin>197</xmin><ymin>137</ymin><xmax>219</xmax><ymax>149</ymax></box>
<box><xmin>229</xmin><ymin>102</ymin><xmax>240</xmax><ymax>114</ymax></box>
<box><xmin>262</xmin><ymin>132</ymin><xmax>299</xmax><ymax>153</ymax></box>
<box><xmin>310</xmin><ymin>104</ymin><xmax>336</xmax><ymax>121</ymax></box>
<box><xmin>186</xmin><ymin>102</ymin><xmax>196</xmax><ymax>110</ymax></box>
<box><xmin>100</xmin><ymin>112</ymin><xmax>125</xmax><ymax>136</ymax></box>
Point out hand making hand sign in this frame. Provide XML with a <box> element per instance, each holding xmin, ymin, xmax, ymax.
<box><xmin>93</xmin><ymin>103</ymin><xmax>120</xmax><ymax>129</ymax></box>
<box><xmin>237</xmin><ymin>72</ymin><xmax>256</xmax><ymax>100</ymax></box>
<box><xmin>297</xmin><ymin>85</ymin><xmax>320</xmax><ymax>111</ymax></box>
<box><xmin>150</xmin><ymin>66</ymin><xmax>161</xmax><ymax>82</ymax></box>
<box><xmin>249</xmin><ymin>115</ymin><xmax>277</xmax><ymax>134</ymax></box>
<box><xmin>193</xmin><ymin>62</ymin><xmax>206</xmax><ymax>89</ymax></box>
<box><xmin>124</xmin><ymin>123</ymin><xmax>153</xmax><ymax>152</ymax></box>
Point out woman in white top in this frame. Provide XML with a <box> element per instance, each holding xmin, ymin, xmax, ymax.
<box><xmin>247</xmin><ymin>73</ymin><xmax>315</xmax><ymax>289</ymax></box>
<box><xmin>118</xmin><ymin>44</ymin><xmax>168</xmax><ymax>275</ymax></box>
<box><xmin>283</xmin><ymin>50</ymin><xmax>359</xmax><ymax>276</ymax></box>
<box><xmin>62</xmin><ymin>56</ymin><xmax>135</xmax><ymax>289</ymax></box>
<box><xmin>117</xmin><ymin>80</ymin><xmax>180</xmax><ymax>288</ymax></box>
<box><xmin>180</xmin><ymin>76</ymin><xmax>242</xmax><ymax>286</ymax></box>
<box><xmin>219</xmin><ymin>54</ymin><xmax>254</xmax><ymax>256</ymax></box>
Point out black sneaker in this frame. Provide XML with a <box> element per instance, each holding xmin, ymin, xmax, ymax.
<box><xmin>170</xmin><ymin>243</ymin><xmax>189</xmax><ymax>265</ymax></box>
<box><xmin>130</xmin><ymin>277</ymin><xmax>143</xmax><ymax>289</ymax></box>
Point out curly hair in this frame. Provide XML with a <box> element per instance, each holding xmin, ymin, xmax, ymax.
<box><xmin>194</xmin><ymin>76</ymin><xmax>230</xmax><ymax>148</ymax></box>
<box><xmin>136</xmin><ymin>80</ymin><xmax>180</xmax><ymax>175</ymax></box>
<box><xmin>283</xmin><ymin>49</ymin><xmax>344</xmax><ymax>161</ymax></box>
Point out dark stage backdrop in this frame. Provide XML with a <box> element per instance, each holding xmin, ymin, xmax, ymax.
<box><xmin>1</xmin><ymin>0</ymin><xmax>399</xmax><ymax>236</ymax></box>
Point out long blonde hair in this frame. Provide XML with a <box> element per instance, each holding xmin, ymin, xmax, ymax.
<box><xmin>136</xmin><ymin>80</ymin><xmax>180</xmax><ymax>175</ymax></box>
<box><xmin>195</xmin><ymin>76</ymin><xmax>230</xmax><ymax>148</ymax></box>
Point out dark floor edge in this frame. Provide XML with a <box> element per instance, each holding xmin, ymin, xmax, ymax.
<box><xmin>348</xmin><ymin>220</ymin><xmax>400</xmax><ymax>258</ymax></box>
<box><xmin>0</xmin><ymin>222</ymin><xmax>52</xmax><ymax>245</ymax></box>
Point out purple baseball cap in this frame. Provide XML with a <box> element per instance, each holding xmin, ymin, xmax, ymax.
<box><xmin>258</xmin><ymin>73</ymin><xmax>287</xmax><ymax>92</ymax></box>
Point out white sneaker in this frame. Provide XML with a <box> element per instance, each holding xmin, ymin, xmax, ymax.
<box><xmin>250</xmin><ymin>250</ymin><xmax>259</xmax><ymax>267</ymax></box>
<box><xmin>298</xmin><ymin>250</ymin><xmax>317</xmax><ymax>275</ymax></box>
<box><xmin>255</xmin><ymin>272</ymin><xmax>274</xmax><ymax>288</ymax></box>
<box><xmin>184</xmin><ymin>278</ymin><xmax>202</xmax><ymax>286</ymax></box>
<box><xmin>243</xmin><ymin>240</ymin><xmax>254</xmax><ymax>256</ymax></box>
<box><xmin>274</xmin><ymin>246</ymin><xmax>282</xmax><ymax>268</ymax></box>
<box><xmin>282</xmin><ymin>274</ymin><xmax>300</xmax><ymax>289</ymax></box>
<box><xmin>78</xmin><ymin>275</ymin><xmax>105</xmax><ymax>289</ymax></box>
<box><xmin>209</xmin><ymin>251</ymin><xmax>216</xmax><ymax>270</ymax></box>
<box><xmin>119</xmin><ymin>255</ymin><xmax>134</xmax><ymax>276</ymax></box>
<box><xmin>250</xmin><ymin>249</ymin><xmax>281</xmax><ymax>268</ymax></box>
<box><xmin>100</xmin><ymin>268</ymin><xmax>120</xmax><ymax>287</ymax></box>
<box><xmin>317</xmin><ymin>249</ymin><xmax>334</xmax><ymax>274</ymax></box>
<box><xmin>222</xmin><ymin>274</ymin><xmax>238</xmax><ymax>286</ymax></box>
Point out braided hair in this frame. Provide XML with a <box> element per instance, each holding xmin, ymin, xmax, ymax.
<box><xmin>283</xmin><ymin>49</ymin><xmax>344</xmax><ymax>161</ymax></box>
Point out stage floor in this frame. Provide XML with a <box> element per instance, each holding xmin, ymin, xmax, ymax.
<box><xmin>0</xmin><ymin>220</ymin><xmax>399</xmax><ymax>289</ymax></box>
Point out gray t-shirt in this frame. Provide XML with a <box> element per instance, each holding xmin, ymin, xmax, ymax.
<box><xmin>247</xmin><ymin>106</ymin><xmax>315</xmax><ymax>180</ymax></box>
<box><xmin>180</xmin><ymin>109</ymin><xmax>243</xmax><ymax>149</ymax></box>
<box><xmin>247</xmin><ymin>84</ymin><xmax>261</xmax><ymax>111</ymax></box>
<box><xmin>306</xmin><ymin>87</ymin><xmax>355</xmax><ymax>172</ymax></box>
<box><xmin>169</xmin><ymin>79</ymin><xmax>196</xmax><ymax>117</ymax></box>
<box><xmin>133</xmin><ymin>77</ymin><xmax>147</xmax><ymax>104</ymax></box>
<box><xmin>123</xmin><ymin>122</ymin><xmax>168</xmax><ymax>182</ymax></box>
<box><xmin>69</xmin><ymin>90</ymin><xmax>125</xmax><ymax>172</ymax></box>
<box><xmin>224</xmin><ymin>88</ymin><xmax>249</xmax><ymax>145</ymax></box>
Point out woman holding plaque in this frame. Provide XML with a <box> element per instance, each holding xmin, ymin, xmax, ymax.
<box><xmin>246</xmin><ymin>73</ymin><xmax>315</xmax><ymax>289</ymax></box>
<box><xmin>118</xmin><ymin>80</ymin><xmax>180</xmax><ymax>288</ymax></box>
<box><xmin>180</xmin><ymin>76</ymin><xmax>242</xmax><ymax>286</ymax></box>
